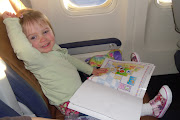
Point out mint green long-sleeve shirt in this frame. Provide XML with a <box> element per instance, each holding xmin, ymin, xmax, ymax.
<box><xmin>4</xmin><ymin>18</ymin><xmax>93</xmax><ymax>105</ymax></box>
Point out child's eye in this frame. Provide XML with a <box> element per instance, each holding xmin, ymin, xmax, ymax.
<box><xmin>31</xmin><ymin>36</ymin><xmax>37</xmax><ymax>40</ymax></box>
<box><xmin>43</xmin><ymin>30</ymin><xmax>49</xmax><ymax>34</ymax></box>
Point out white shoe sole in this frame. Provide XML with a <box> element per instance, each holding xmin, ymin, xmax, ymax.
<box><xmin>157</xmin><ymin>85</ymin><xmax>172</xmax><ymax>118</ymax></box>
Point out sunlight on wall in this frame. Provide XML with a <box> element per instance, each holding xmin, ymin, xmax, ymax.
<box><xmin>157</xmin><ymin>0</ymin><xmax>172</xmax><ymax>6</ymax></box>
<box><xmin>0</xmin><ymin>58</ymin><xmax>6</xmax><ymax>80</ymax></box>
<box><xmin>158</xmin><ymin>0</ymin><xmax>172</xmax><ymax>3</ymax></box>
<box><xmin>0</xmin><ymin>0</ymin><xmax>15</xmax><ymax>14</ymax></box>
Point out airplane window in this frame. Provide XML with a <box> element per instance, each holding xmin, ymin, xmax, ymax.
<box><xmin>62</xmin><ymin>0</ymin><xmax>115</xmax><ymax>15</ymax></box>
<box><xmin>63</xmin><ymin>0</ymin><xmax>113</xmax><ymax>9</ymax></box>
<box><xmin>157</xmin><ymin>0</ymin><xmax>172</xmax><ymax>6</ymax></box>
<box><xmin>69</xmin><ymin>0</ymin><xmax>107</xmax><ymax>7</ymax></box>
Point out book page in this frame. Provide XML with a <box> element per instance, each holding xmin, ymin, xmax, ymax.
<box><xmin>88</xmin><ymin>58</ymin><xmax>155</xmax><ymax>98</ymax></box>
<box><xmin>69</xmin><ymin>80</ymin><xmax>142</xmax><ymax>120</ymax></box>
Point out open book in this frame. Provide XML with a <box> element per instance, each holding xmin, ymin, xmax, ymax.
<box><xmin>68</xmin><ymin>58</ymin><xmax>155</xmax><ymax>120</ymax></box>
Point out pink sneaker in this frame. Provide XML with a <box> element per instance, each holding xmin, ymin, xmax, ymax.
<box><xmin>130</xmin><ymin>52</ymin><xmax>141</xmax><ymax>62</ymax></box>
<box><xmin>149</xmin><ymin>85</ymin><xmax>172</xmax><ymax>118</ymax></box>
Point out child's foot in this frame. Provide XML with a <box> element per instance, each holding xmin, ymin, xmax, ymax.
<box><xmin>149</xmin><ymin>85</ymin><xmax>172</xmax><ymax>118</ymax></box>
<box><xmin>130</xmin><ymin>52</ymin><xmax>141</xmax><ymax>62</ymax></box>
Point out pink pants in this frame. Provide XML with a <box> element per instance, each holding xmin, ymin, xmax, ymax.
<box><xmin>56</xmin><ymin>101</ymin><xmax>79</xmax><ymax>117</ymax></box>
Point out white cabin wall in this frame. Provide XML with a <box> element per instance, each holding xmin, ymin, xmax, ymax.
<box><xmin>123</xmin><ymin>0</ymin><xmax>180</xmax><ymax>75</ymax></box>
<box><xmin>123</xmin><ymin>0</ymin><xmax>149</xmax><ymax>62</ymax></box>
<box><xmin>143</xmin><ymin>0</ymin><xmax>180</xmax><ymax>75</ymax></box>
<box><xmin>28</xmin><ymin>0</ymin><xmax>180</xmax><ymax>75</ymax></box>
<box><xmin>20</xmin><ymin>0</ymin><xmax>32</xmax><ymax>8</ymax></box>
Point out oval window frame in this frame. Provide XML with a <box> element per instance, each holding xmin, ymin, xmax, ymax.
<box><xmin>60</xmin><ymin>0</ymin><xmax>117</xmax><ymax>16</ymax></box>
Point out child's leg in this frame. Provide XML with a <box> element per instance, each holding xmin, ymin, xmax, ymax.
<box><xmin>131</xmin><ymin>52</ymin><xmax>141</xmax><ymax>62</ymax></box>
<box><xmin>56</xmin><ymin>101</ymin><xmax>79</xmax><ymax>119</ymax></box>
<box><xmin>56</xmin><ymin>102</ymin><xmax>98</xmax><ymax>120</ymax></box>
<box><xmin>141</xmin><ymin>85</ymin><xmax>172</xmax><ymax>118</ymax></box>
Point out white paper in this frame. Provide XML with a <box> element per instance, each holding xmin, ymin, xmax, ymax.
<box><xmin>69</xmin><ymin>80</ymin><xmax>142</xmax><ymax>120</ymax></box>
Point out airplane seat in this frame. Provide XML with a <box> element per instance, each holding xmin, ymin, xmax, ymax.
<box><xmin>172</xmin><ymin>0</ymin><xmax>180</xmax><ymax>73</ymax></box>
<box><xmin>174</xmin><ymin>50</ymin><xmax>180</xmax><ymax>72</ymax></box>
<box><xmin>3</xmin><ymin>62</ymin><xmax>51</xmax><ymax>118</ymax></box>
<box><xmin>0</xmin><ymin>58</ymin><xmax>35</xmax><ymax>117</ymax></box>
<box><xmin>0</xmin><ymin>0</ymin><xmax>157</xmax><ymax>119</ymax></box>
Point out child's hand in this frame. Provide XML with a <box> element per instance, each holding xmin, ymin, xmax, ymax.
<box><xmin>2</xmin><ymin>11</ymin><xmax>16</xmax><ymax>19</ymax></box>
<box><xmin>92</xmin><ymin>68</ymin><xmax>108</xmax><ymax>76</ymax></box>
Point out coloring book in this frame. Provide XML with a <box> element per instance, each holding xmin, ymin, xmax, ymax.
<box><xmin>68</xmin><ymin>58</ymin><xmax>155</xmax><ymax>120</ymax></box>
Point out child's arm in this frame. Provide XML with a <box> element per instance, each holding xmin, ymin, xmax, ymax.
<box><xmin>65</xmin><ymin>54</ymin><xmax>94</xmax><ymax>75</ymax></box>
<box><xmin>3</xmin><ymin>12</ymin><xmax>42</xmax><ymax>65</ymax></box>
<box><xmin>31</xmin><ymin>117</ymin><xmax>58</xmax><ymax>120</ymax></box>
<box><xmin>65</xmin><ymin>54</ymin><xmax>108</xmax><ymax>76</ymax></box>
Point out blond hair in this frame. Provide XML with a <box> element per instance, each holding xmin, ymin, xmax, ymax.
<box><xmin>16</xmin><ymin>9</ymin><xmax>55</xmax><ymax>35</ymax></box>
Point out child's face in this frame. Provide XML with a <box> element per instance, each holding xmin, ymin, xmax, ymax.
<box><xmin>23</xmin><ymin>21</ymin><xmax>55</xmax><ymax>53</ymax></box>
